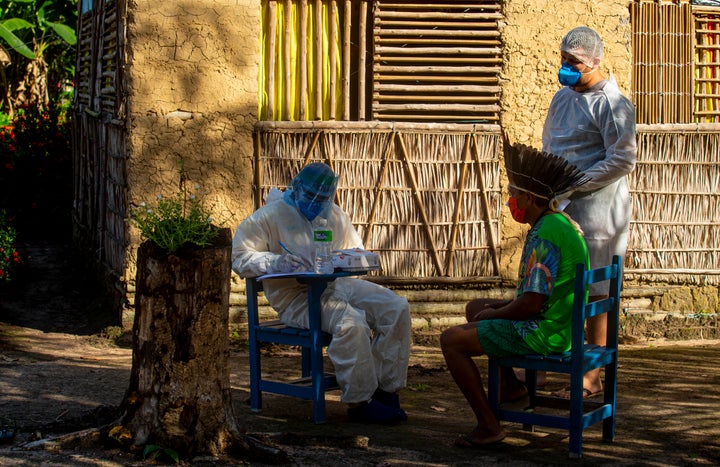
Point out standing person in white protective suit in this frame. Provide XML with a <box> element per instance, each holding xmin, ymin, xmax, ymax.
<box><xmin>231</xmin><ymin>162</ymin><xmax>411</xmax><ymax>424</ymax></box>
<box><xmin>540</xmin><ymin>26</ymin><xmax>637</xmax><ymax>398</ymax></box>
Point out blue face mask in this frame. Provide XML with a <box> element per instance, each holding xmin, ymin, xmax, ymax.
<box><xmin>297</xmin><ymin>198</ymin><xmax>328</xmax><ymax>222</ymax></box>
<box><xmin>287</xmin><ymin>185</ymin><xmax>334</xmax><ymax>222</ymax></box>
<box><xmin>558</xmin><ymin>62</ymin><xmax>582</xmax><ymax>86</ymax></box>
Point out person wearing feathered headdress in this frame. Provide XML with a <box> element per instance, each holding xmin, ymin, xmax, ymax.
<box><xmin>440</xmin><ymin>141</ymin><xmax>590</xmax><ymax>449</ymax></box>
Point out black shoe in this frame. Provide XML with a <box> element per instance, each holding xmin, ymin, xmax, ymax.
<box><xmin>372</xmin><ymin>389</ymin><xmax>408</xmax><ymax>421</ymax></box>
<box><xmin>347</xmin><ymin>399</ymin><xmax>405</xmax><ymax>424</ymax></box>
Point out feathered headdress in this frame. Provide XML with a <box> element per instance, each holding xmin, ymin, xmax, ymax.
<box><xmin>503</xmin><ymin>136</ymin><xmax>590</xmax><ymax>205</ymax></box>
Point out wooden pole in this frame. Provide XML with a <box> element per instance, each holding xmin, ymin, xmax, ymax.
<box><xmin>254</xmin><ymin>131</ymin><xmax>262</xmax><ymax>209</ymax></box>
<box><xmin>299</xmin><ymin>0</ymin><xmax>308</xmax><ymax>120</ymax></box>
<box><xmin>283</xmin><ymin>0</ymin><xmax>292</xmax><ymax>120</ymax></box>
<box><xmin>303</xmin><ymin>131</ymin><xmax>322</xmax><ymax>165</ymax></box>
<box><xmin>342</xmin><ymin>0</ymin><xmax>351</xmax><ymax>120</ymax></box>
<box><xmin>446</xmin><ymin>134</ymin><xmax>472</xmax><ymax>277</ymax></box>
<box><xmin>266</xmin><ymin>1</ymin><xmax>277</xmax><ymax>120</ymax></box>
<box><xmin>329</xmin><ymin>0</ymin><xmax>337</xmax><ymax>120</ymax></box>
<box><xmin>473</xmin><ymin>134</ymin><xmax>501</xmax><ymax>276</ymax></box>
<box><xmin>358</xmin><ymin>0</ymin><xmax>367</xmax><ymax>121</ymax></box>
<box><xmin>314</xmin><ymin>0</ymin><xmax>323</xmax><ymax>119</ymax></box>
<box><xmin>362</xmin><ymin>133</ymin><xmax>395</xmax><ymax>246</ymax></box>
<box><xmin>396</xmin><ymin>132</ymin><xmax>444</xmax><ymax>276</ymax></box>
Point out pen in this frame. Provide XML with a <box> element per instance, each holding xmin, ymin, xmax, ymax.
<box><xmin>278</xmin><ymin>241</ymin><xmax>296</xmax><ymax>256</ymax></box>
<box><xmin>278</xmin><ymin>241</ymin><xmax>314</xmax><ymax>269</ymax></box>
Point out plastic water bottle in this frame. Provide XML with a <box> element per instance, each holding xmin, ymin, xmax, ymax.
<box><xmin>313</xmin><ymin>218</ymin><xmax>334</xmax><ymax>274</ymax></box>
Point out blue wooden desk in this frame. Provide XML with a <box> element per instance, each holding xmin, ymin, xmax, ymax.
<box><xmin>247</xmin><ymin>270</ymin><xmax>366</xmax><ymax>423</ymax></box>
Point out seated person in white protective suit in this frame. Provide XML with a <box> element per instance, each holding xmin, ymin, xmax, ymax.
<box><xmin>231</xmin><ymin>162</ymin><xmax>411</xmax><ymax>424</ymax></box>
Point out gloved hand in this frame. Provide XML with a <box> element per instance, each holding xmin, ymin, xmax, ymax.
<box><xmin>270</xmin><ymin>254</ymin><xmax>310</xmax><ymax>273</ymax></box>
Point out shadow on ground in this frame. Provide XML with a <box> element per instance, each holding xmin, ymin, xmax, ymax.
<box><xmin>0</xmin><ymin>243</ymin><xmax>718</xmax><ymax>466</ymax></box>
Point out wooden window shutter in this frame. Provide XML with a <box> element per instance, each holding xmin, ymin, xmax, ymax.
<box><xmin>100</xmin><ymin>0</ymin><xmax>119</xmax><ymax>117</ymax></box>
<box><xmin>372</xmin><ymin>0</ymin><xmax>502</xmax><ymax>122</ymax></box>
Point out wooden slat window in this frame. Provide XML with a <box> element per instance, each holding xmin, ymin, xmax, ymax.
<box><xmin>372</xmin><ymin>1</ymin><xmax>502</xmax><ymax>123</ymax></box>
<box><xmin>74</xmin><ymin>0</ymin><xmax>122</xmax><ymax>118</ymax></box>
<box><xmin>75</xmin><ymin>10</ymin><xmax>94</xmax><ymax>108</ymax></box>
<box><xmin>100</xmin><ymin>0</ymin><xmax>119</xmax><ymax>116</ymax></box>
<box><xmin>259</xmin><ymin>0</ymin><xmax>503</xmax><ymax>122</ymax></box>
<box><xmin>631</xmin><ymin>0</ymin><xmax>720</xmax><ymax>123</ymax></box>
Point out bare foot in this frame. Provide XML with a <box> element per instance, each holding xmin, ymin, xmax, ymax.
<box><xmin>583</xmin><ymin>374</ymin><xmax>603</xmax><ymax>396</ymax></box>
<box><xmin>454</xmin><ymin>427</ymin><xmax>506</xmax><ymax>448</ymax></box>
<box><xmin>514</xmin><ymin>368</ymin><xmax>547</xmax><ymax>387</ymax></box>
<box><xmin>552</xmin><ymin>376</ymin><xmax>603</xmax><ymax>400</ymax></box>
<box><xmin>500</xmin><ymin>377</ymin><xmax>528</xmax><ymax>403</ymax></box>
<box><xmin>552</xmin><ymin>386</ymin><xmax>603</xmax><ymax>400</ymax></box>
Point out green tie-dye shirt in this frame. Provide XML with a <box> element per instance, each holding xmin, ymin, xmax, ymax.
<box><xmin>512</xmin><ymin>213</ymin><xmax>589</xmax><ymax>354</ymax></box>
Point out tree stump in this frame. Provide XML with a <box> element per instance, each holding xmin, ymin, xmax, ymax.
<box><xmin>119</xmin><ymin>228</ymin><xmax>249</xmax><ymax>458</ymax></box>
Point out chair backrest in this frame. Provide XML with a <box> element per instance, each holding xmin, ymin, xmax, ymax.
<box><xmin>246</xmin><ymin>277</ymin><xmax>264</xmax><ymax>326</ymax></box>
<box><xmin>570</xmin><ymin>255</ymin><xmax>623</xmax><ymax>365</ymax></box>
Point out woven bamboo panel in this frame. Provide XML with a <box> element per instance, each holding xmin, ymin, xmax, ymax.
<box><xmin>627</xmin><ymin>124</ymin><xmax>720</xmax><ymax>284</ymax></box>
<box><xmin>253</xmin><ymin>121</ymin><xmax>502</xmax><ymax>281</ymax></box>
<box><xmin>630</xmin><ymin>0</ymin><xmax>720</xmax><ymax>124</ymax></box>
<box><xmin>372</xmin><ymin>0</ymin><xmax>502</xmax><ymax>122</ymax></box>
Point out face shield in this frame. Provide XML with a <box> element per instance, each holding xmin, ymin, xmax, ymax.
<box><xmin>284</xmin><ymin>162</ymin><xmax>339</xmax><ymax>222</ymax></box>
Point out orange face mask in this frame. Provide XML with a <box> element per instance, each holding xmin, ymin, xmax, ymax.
<box><xmin>507</xmin><ymin>196</ymin><xmax>527</xmax><ymax>224</ymax></box>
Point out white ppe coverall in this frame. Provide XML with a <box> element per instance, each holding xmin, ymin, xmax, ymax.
<box><xmin>542</xmin><ymin>78</ymin><xmax>637</xmax><ymax>295</ymax></box>
<box><xmin>231</xmin><ymin>192</ymin><xmax>411</xmax><ymax>404</ymax></box>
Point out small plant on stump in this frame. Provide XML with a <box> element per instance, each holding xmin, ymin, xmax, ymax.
<box><xmin>130</xmin><ymin>181</ymin><xmax>219</xmax><ymax>254</ymax></box>
<box><xmin>118</xmin><ymin>170</ymin><xmax>286</xmax><ymax>463</ymax></box>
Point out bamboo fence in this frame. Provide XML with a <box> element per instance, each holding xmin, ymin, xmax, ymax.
<box><xmin>259</xmin><ymin>0</ymin><xmax>502</xmax><ymax>122</ymax></box>
<box><xmin>253</xmin><ymin>121</ymin><xmax>503</xmax><ymax>283</ymax></box>
<box><xmin>631</xmin><ymin>0</ymin><xmax>720</xmax><ymax>124</ymax></box>
<box><xmin>627</xmin><ymin>124</ymin><xmax>720</xmax><ymax>285</ymax></box>
<box><xmin>254</xmin><ymin>122</ymin><xmax>720</xmax><ymax>286</ymax></box>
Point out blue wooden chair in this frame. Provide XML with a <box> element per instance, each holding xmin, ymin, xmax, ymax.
<box><xmin>245</xmin><ymin>276</ymin><xmax>339</xmax><ymax>424</ymax></box>
<box><xmin>487</xmin><ymin>255</ymin><xmax>623</xmax><ymax>458</ymax></box>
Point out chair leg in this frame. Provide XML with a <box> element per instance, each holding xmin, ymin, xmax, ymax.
<box><xmin>301</xmin><ymin>347</ymin><xmax>311</xmax><ymax>378</ymax></box>
<box><xmin>568</xmin><ymin>379</ymin><xmax>584</xmax><ymax>458</ymax></box>
<box><xmin>603</xmin><ymin>363</ymin><xmax>618</xmax><ymax>442</ymax></box>
<box><xmin>310</xmin><ymin>332</ymin><xmax>326</xmax><ymax>424</ymax></box>
<box><xmin>248</xmin><ymin>331</ymin><xmax>262</xmax><ymax>412</ymax></box>
<box><xmin>487</xmin><ymin>358</ymin><xmax>500</xmax><ymax>416</ymax></box>
<box><xmin>568</xmin><ymin>423</ymin><xmax>583</xmax><ymax>458</ymax></box>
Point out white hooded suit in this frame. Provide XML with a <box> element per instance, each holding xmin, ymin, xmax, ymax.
<box><xmin>231</xmin><ymin>189</ymin><xmax>411</xmax><ymax>404</ymax></box>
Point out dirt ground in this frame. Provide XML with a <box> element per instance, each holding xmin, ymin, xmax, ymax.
<box><xmin>0</xmin><ymin>242</ymin><xmax>719</xmax><ymax>466</ymax></box>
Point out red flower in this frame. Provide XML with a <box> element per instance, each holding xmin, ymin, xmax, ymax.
<box><xmin>4</xmin><ymin>163</ymin><xmax>13</xmax><ymax>170</ymax></box>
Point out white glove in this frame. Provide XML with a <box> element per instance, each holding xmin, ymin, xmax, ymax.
<box><xmin>550</xmin><ymin>190</ymin><xmax>574</xmax><ymax>212</ymax></box>
<box><xmin>270</xmin><ymin>254</ymin><xmax>309</xmax><ymax>273</ymax></box>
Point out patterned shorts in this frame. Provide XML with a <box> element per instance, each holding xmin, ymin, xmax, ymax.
<box><xmin>476</xmin><ymin>319</ymin><xmax>534</xmax><ymax>357</ymax></box>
